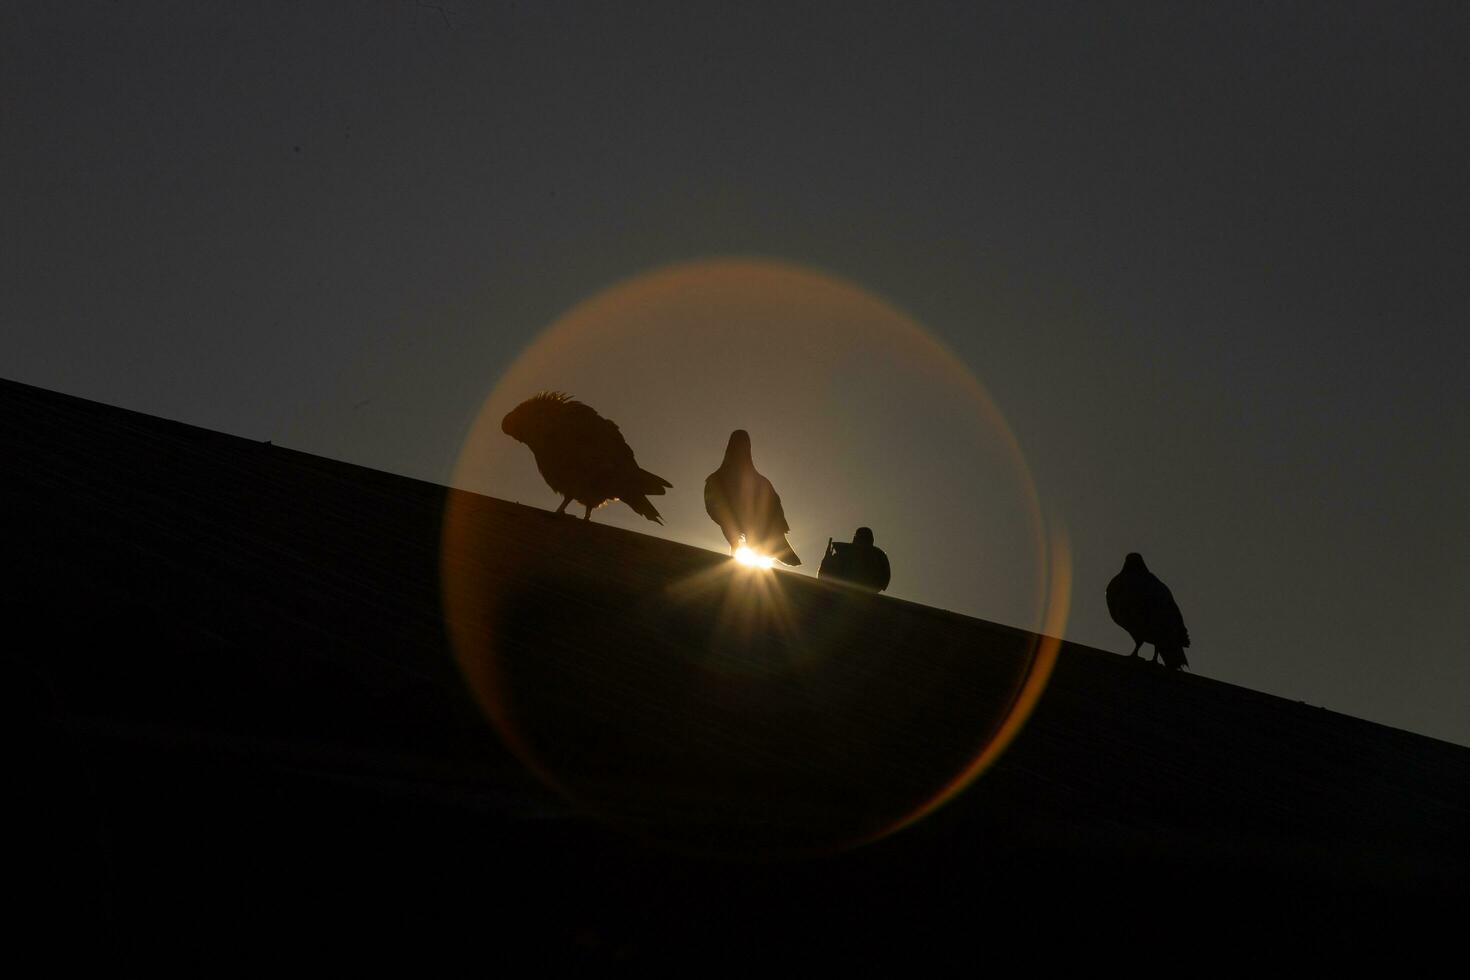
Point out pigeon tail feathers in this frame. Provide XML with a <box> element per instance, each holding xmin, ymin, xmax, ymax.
<box><xmin>622</xmin><ymin>493</ymin><xmax>664</xmax><ymax>525</ymax></box>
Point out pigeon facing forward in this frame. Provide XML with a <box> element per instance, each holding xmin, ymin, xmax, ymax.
<box><xmin>704</xmin><ymin>429</ymin><xmax>800</xmax><ymax>565</ymax></box>
<box><xmin>1106</xmin><ymin>552</ymin><xmax>1191</xmax><ymax>669</ymax></box>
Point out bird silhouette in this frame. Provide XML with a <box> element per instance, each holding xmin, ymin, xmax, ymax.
<box><xmin>501</xmin><ymin>392</ymin><xmax>671</xmax><ymax>523</ymax></box>
<box><xmin>704</xmin><ymin>430</ymin><xmax>800</xmax><ymax>565</ymax></box>
<box><xmin>1106</xmin><ymin>552</ymin><xmax>1190</xmax><ymax>669</ymax></box>
<box><xmin>819</xmin><ymin>527</ymin><xmax>891</xmax><ymax>592</ymax></box>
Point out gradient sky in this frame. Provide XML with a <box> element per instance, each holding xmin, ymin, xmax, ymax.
<box><xmin>5</xmin><ymin>2</ymin><xmax>1468</xmax><ymax>746</ymax></box>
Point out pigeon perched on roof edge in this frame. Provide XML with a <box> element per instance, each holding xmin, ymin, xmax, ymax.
<box><xmin>501</xmin><ymin>392</ymin><xmax>671</xmax><ymax>524</ymax></box>
<box><xmin>1106</xmin><ymin>552</ymin><xmax>1191</xmax><ymax>669</ymax></box>
<box><xmin>704</xmin><ymin>429</ymin><xmax>800</xmax><ymax>565</ymax></box>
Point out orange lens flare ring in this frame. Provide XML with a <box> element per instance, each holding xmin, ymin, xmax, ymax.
<box><xmin>864</xmin><ymin>523</ymin><xmax>1071</xmax><ymax>844</ymax></box>
<box><xmin>440</xmin><ymin>257</ymin><xmax>1072</xmax><ymax>852</ymax></box>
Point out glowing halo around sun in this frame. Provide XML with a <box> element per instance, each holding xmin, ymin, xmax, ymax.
<box><xmin>440</xmin><ymin>257</ymin><xmax>1071</xmax><ymax>856</ymax></box>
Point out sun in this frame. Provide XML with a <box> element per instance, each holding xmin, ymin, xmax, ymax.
<box><xmin>733</xmin><ymin>545</ymin><xmax>775</xmax><ymax>570</ymax></box>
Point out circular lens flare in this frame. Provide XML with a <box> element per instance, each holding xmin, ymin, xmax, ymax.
<box><xmin>440</xmin><ymin>257</ymin><xmax>1071</xmax><ymax>856</ymax></box>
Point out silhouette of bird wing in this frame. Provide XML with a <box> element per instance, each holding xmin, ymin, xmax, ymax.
<box><xmin>562</xmin><ymin>411</ymin><xmax>643</xmax><ymax>487</ymax></box>
<box><xmin>756</xmin><ymin>472</ymin><xmax>790</xmax><ymax>536</ymax></box>
<box><xmin>1106</xmin><ymin>571</ymin><xmax>1151</xmax><ymax>638</ymax></box>
<box><xmin>704</xmin><ymin>469</ymin><xmax>739</xmax><ymax>545</ymax></box>
<box><xmin>568</xmin><ymin>412</ymin><xmax>630</xmax><ymax>473</ymax></box>
<box><xmin>874</xmin><ymin>549</ymin><xmax>891</xmax><ymax>592</ymax></box>
<box><xmin>1146</xmin><ymin>576</ymin><xmax>1190</xmax><ymax>647</ymax></box>
<box><xmin>750</xmin><ymin>471</ymin><xmax>800</xmax><ymax>564</ymax></box>
<box><xmin>1105</xmin><ymin>573</ymin><xmax>1128</xmax><ymax>626</ymax></box>
<box><xmin>703</xmin><ymin>470</ymin><xmax>727</xmax><ymax>519</ymax></box>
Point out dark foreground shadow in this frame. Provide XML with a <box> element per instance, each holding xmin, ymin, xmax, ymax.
<box><xmin>460</xmin><ymin>541</ymin><xmax>1038</xmax><ymax>855</ymax></box>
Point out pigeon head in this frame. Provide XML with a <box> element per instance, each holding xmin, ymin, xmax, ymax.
<box><xmin>723</xmin><ymin>429</ymin><xmax>753</xmax><ymax>465</ymax></box>
<box><xmin>501</xmin><ymin>392</ymin><xmax>571</xmax><ymax>445</ymax></box>
<box><xmin>853</xmin><ymin>527</ymin><xmax>875</xmax><ymax>547</ymax></box>
<box><xmin>1123</xmin><ymin>552</ymin><xmax>1147</xmax><ymax>571</ymax></box>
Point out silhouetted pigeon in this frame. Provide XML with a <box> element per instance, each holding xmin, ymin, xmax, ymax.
<box><xmin>1106</xmin><ymin>552</ymin><xmax>1191</xmax><ymax>669</ymax></box>
<box><xmin>819</xmin><ymin>527</ymin><xmax>891</xmax><ymax>592</ymax></box>
<box><xmin>704</xmin><ymin>430</ymin><xmax>800</xmax><ymax>565</ymax></box>
<box><xmin>502</xmin><ymin>392</ymin><xmax>671</xmax><ymax>523</ymax></box>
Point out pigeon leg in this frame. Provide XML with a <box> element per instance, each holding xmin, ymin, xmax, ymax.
<box><xmin>555</xmin><ymin>495</ymin><xmax>572</xmax><ymax>515</ymax></box>
<box><xmin>583</xmin><ymin>503</ymin><xmax>593</xmax><ymax>521</ymax></box>
<box><xmin>1129</xmin><ymin>641</ymin><xmax>1142</xmax><ymax>658</ymax></box>
<box><xmin>1150</xmin><ymin>648</ymin><xmax>1160</xmax><ymax>664</ymax></box>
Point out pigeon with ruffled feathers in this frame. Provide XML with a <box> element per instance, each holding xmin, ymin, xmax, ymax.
<box><xmin>502</xmin><ymin>392</ymin><xmax>671</xmax><ymax>523</ymax></box>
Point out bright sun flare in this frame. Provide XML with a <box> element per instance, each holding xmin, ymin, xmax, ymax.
<box><xmin>733</xmin><ymin>546</ymin><xmax>775</xmax><ymax>570</ymax></box>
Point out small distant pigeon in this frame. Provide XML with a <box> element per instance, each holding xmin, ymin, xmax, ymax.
<box><xmin>501</xmin><ymin>392</ymin><xmax>671</xmax><ymax>523</ymax></box>
<box><xmin>819</xmin><ymin>527</ymin><xmax>891</xmax><ymax>593</ymax></box>
<box><xmin>704</xmin><ymin>430</ymin><xmax>800</xmax><ymax>565</ymax></box>
<box><xmin>1106</xmin><ymin>552</ymin><xmax>1191</xmax><ymax>669</ymax></box>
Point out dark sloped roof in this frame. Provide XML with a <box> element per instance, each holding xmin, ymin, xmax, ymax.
<box><xmin>3</xmin><ymin>375</ymin><xmax>1466</xmax><ymax>960</ymax></box>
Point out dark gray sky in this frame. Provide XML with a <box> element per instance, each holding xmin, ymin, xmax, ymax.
<box><xmin>5</xmin><ymin>2</ymin><xmax>1468</xmax><ymax>745</ymax></box>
